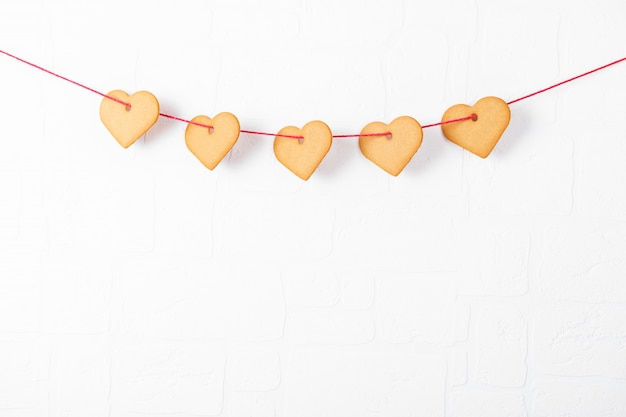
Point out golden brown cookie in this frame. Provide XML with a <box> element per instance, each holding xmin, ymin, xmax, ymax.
<box><xmin>359</xmin><ymin>116</ymin><xmax>423</xmax><ymax>176</ymax></box>
<box><xmin>441</xmin><ymin>96</ymin><xmax>510</xmax><ymax>158</ymax></box>
<box><xmin>99</xmin><ymin>90</ymin><xmax>160</xmax><ymax>148</ymax></box>
<box><xmin>185</xmin><ymin>112</ymin><xmax>240</xmax><ymax>170</ymax></box>
<box><xmin>274</xmin><ymin>121</ymin><xmax>332</xmax><ymax>180</ymax></box>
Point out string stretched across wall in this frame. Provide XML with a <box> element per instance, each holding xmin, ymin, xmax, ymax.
<box><xmin>1</xmin><ymin>48</ymin><xmax>625</xmax><ymax>180</ymax></box>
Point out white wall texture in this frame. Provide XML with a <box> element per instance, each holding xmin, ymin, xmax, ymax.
<box><xmin>1</xmin><ymin>0</ymin><xmax>626</xmax><ymax>416</ymax></box>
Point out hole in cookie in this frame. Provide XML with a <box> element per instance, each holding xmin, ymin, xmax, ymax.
<box><xmin>471</xmin><ymin>113</ymin><xmax>478</xmax><ymax>121</ymax></box>
<box><xmin>386</xmin><ymin>133</ymin><xmax>392</xmax><ymax>140</ymax></box>
<box><xmin>298</xmin><ymin>138</ymin><xmax>305</xmax><ymax>145</ymax></box>
<box><xmin>125</xmin><ymin>104</ymin><xmax>132</xmax><ymax>112</ymax></box>
<box><xmin>208</xmin><ymin>126</ymin><xmax>214</xmax><ymax>134</ymax></box>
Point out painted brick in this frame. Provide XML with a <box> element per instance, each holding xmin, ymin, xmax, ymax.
<box><xmin>217</xmin><ymin>48</ymin><xmax>386</xmax><ymax>129</ymax></box>
<box><xmin>152</xmin><ymin>168</ymin><xmax>216</xmax><ymax>257</ymax></box>
<box><xmin>476</xmin><ymin>306</ymin><xmax>527</xmax><ymax>387</ymax></box>
<box><xmin>120</xmin><ymin>262</ymin><xmax>285</xmax><ymax>341</ymax></box>
<box><xmin>540</xmin><ymin>220</ymin><xmax>626</xmax><ymax>303</ymax></box>
<box><xmin>533</xmin><ymin>304</ymin><xmax>626</xmax><ymax>378</ymax></box>
<box><xmin>227</xmin><ymin>392</ymin><xmax>276</xmax><ymax>417</ymax></box>
<box><xmin>303</xmin><ymin>0</ymin><xmax>402</xmax><ymax>49</ymax></box>
<box><xmin>466</xmin><ymin>126</ymin><xmax>574</xmax><ymax>216</ymax></box>
<box><xmin>288</xmin><ymin>309</ymin><xmax>375</xmax><ymax>345</ymax></box>
<box><xmin>212</xmin><ymin>194</ymin><xmax>335</xmax><ymax>261</ymax></box>
<box><xmin>339</xmin><ymin>269</ymin><xmax>375</xmax><ymax>309</ymax></box>
<box><xmin>210</xmin><ymin>6</ymin><xmax>299</xmax><ymax>47</ymax></box>
<box><xmin>378</xmin><ymin>272</ymin><xmax>466</xmax><ymax>345</ymax></box>
<box><xmin>284</xmin><ymin>351</ymin><xmax>446</xmax><ymax>417</ymax></box>
<box><xmin>450</xmin><ymin>350</ymin><xmax>468</xmax><ymax>387</ymax></box>
<box><xmin>49</xmin><ymin>338</ymin><xmax>110</xmax><ymax>417</ymax></box>
<box><xmin>0</xmin><ymin>340</ymin><xmax>50</xmax><ymax>411</ymax></box>
<box><xmin>1</xmin><ymin>1</ymin><xmax>626</xmax><ymax>417</ymax></box>
<box><xmin>112</xmin><ymin>343</ymin><xmax>225</xmax><ymax>415</ymax></box>
<box><xmin>532</xmin><ymin>379</ymin><xmax>626</xmax><ymax>417</ymax></box>
<box><xmin>455</xmin><ymin>221</ymin><xmax>530</xmax><ymax>296</ymax></box>
<box><xmin>471</xmin><ymin>8</ymin><xmax>560</xmax><ymax>102</ymax></box>
<box><xmin>0</xmin><ymin>287</ymin><xmax>40</xmax><ymax>333</ymax></box>
<box><xmin>283</xmin><ymin>266</ymin><xmax>339</xmax><ymax>308</ymax></box>
<box><xmin>40</xmin><ymin>258</ymin><xmax>111</xmax><ymax>334</ymax></box>
<box><xmin>336</xmin><ymin>202</ymin><xmax>464</xmax><ymax>271</ymax></box>
<box><xmin>450</xmin><ymin>390</ymin><xmax>528</xmax><ymax>417</ymax></box>
<box><xmin>0</xmin><ymin>171</ymin><xmax>20</xmax><ymax>244</ymax></box>
<box><xmin>228</xmin><ymin>350</ymin><xmax>281</xmax><ymax>392</ymax></box>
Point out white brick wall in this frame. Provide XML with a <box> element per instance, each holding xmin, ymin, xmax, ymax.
<box><xmin>1</xmin><ymin>1</ymin><xmax>626</xmax><ymax>416</ymax></box>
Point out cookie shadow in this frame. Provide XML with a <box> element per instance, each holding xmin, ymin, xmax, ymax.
<box><xmin>138</xmin><ymin>101</ymin><xmax>188</xmax><ymax>146</ymax></box>
<box><xmin>225</xmin><ymin>131</ymin><xmax>267</xmax><ymax>167</ymax></box>
<box><xmin>315</xmin><ymin>137</ymin><xmax>359</xmax><ymax>177</ymax></box>
<box><xmin>402</xmin><ymin>128</ymin><xmax>450</xmax><ymax>176</ymax></box>
<box><xmin>493</xmin><ymin>105</ymin><xmax>531</xmax><ymax>157</ymax></box>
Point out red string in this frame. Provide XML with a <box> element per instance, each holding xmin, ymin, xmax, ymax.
<box><xmin>507</xmin><ymin>56</ymin><xmax>626</xmax><ymax>105</ymax></box>
<box><xmin>158</xmin><ymin>113</ymin><xmax>208</xmax><ymax>128</ymax></box>
<box><xmin>334</xmin><ymin>132</ymin><xmax>391</xmax><ymax>138</ymax></box>
<box><xmin>1</xmin><ymin>48</ymin><xmax>625</xmax><ymax>138</ymax></box>
<box><xmin>241</xmin><ymin>129</ymin><xmax>304</xmax><ymax>139</ymax></box>
<box><xmin>0</xmin><ymin>48</ymin><xmax>130</xmax><ymax>107</ymax></box>
<box><xmin>422</xmin><ymin>115</ymin><xmax>476</xmax><ymax>129</ymax></box>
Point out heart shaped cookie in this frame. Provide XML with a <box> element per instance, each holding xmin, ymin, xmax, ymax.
<box><xmin>441</xmin><ymin>96</ymin><xmax>510</xmax><ymax>158</ymax></box>
<box><xmin>185</xmin><ymin>112</ymin><xmax>240</xmax><ymax>170</ymax></box>
<box><xmin>274</xmin><ymin>121</ymin><xmax>332</xmax><ymax>180</ymax></box>
<box><xmin>359</xmin><ymin>116</ymin><xmax>423</xmax><ymax>176</ymax></box>
<box><xmin>99</xmin><ymin>90</ymin><xmax>160</xmax><ymax>148</ymax></box>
